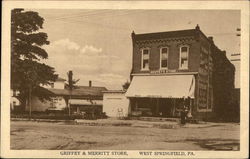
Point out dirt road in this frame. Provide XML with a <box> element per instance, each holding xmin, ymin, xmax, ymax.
<box><xmin>10</xmin><ymin>121</ymin><xmax>239</xmax><ymax>150</ymax></box>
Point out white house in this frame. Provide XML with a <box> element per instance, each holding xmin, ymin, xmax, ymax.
<box><xmin>27</xmin><ymin>77</ymin><xmax>67</xmax><ymax>112</ymax></box>
<box><xmin>30</xmin><ymin>96</ymin><xmax>67</xmax><ymax>112</ymax></box>
<box><xmin>10</xmin><ymin>89</ymin><xmax>20</xmax><ymax>111</ymax></box>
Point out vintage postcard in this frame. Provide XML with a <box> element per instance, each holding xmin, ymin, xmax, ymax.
<box><xmin>1</xmin><ymin>1</ymin><xmax>249</xmax><ymax>158</ymax></box>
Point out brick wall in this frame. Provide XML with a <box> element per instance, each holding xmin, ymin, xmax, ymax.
<box><xmin>132</xmin><ymin>37</ymin><xmax>201</xmax><ymax>74</ymax></box>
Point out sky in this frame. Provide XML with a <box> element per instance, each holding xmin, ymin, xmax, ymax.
<box><xmin>33</xmin><ymin>9</ymin><xmax>240</xmax><ymax>89</ymax></box>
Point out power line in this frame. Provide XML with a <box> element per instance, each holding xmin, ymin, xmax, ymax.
<box><xmin>46</xmin><ymin>10</ymin><xmax>142</xmax><ymax>21</ymax></box>
<box><xmin>231</xmin><ymin>59</ymin><xmax>240</xmax><ymax>61</ymax></box>
<box><xmin>44</xmin><ymin>10</ymin><xmax>112</xmax><ymax>19</ymax></box>
<box><xmin>43</xmin><ymin>11</ymin><xmax>241</xmax><ymax>37</ymax></box>
<box><xmin>231</xmin><ymin>53</ymin><xmax>241</xmax><ymax>56</ymax></box>
<box><xmin>48</xmin><ymin>10</ymin><xmax>115</xmax><ymax>20</ymax></box>
<box><xmin>45</xmin><ymin>10</ymin><xmax>149</xmax><ymax>32</ymax></box>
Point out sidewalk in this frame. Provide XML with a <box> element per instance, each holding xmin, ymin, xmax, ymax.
<box><xmin>75</xmin><ymin>118</ymin><xmax>179</xmax><ymax>129</ymax></box>
<box><xmin>75</xmin><ymin>118</ymin><xmax>229</xmax><ymax>129</ymax></box>
<box><xmin>11</xmin><ymin>117</ymin><xmax>232</xmax><ymax>129</ymax></box>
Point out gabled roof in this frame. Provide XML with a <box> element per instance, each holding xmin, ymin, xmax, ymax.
<box><xmin>76</xmin><ymin>86</ymin><xmax>107</xmax><ymax>91</ymax></box>
<box><xmin>102</xmin><ymin>90</ymin><xmax>126</xmax><ymax>93</ymax></box>
<box><xmin>133</xmin><ymin>29</ymin><xmax>198</xmax><ymax>41</ymax></box>
<box><xmin>47</xmin><ymin>86</ymin><xmax>107</xmax><ymax>98</ymax></box>
<box><xmin>56</xmin><ymin>77</ymin><xmax>66</xmax><ymax>82</ymax></box>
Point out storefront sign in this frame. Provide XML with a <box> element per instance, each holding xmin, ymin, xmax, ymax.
<box><xmin>150</xmin><ymin>69</ymin><xmax>176</xmax><ymax>74</ymax></box>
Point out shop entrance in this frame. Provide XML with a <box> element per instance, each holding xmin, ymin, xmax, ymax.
<box><xmin>130</xmin><ymin>98</ymin><xmax>187</xmax><ymax>117</ymax></box>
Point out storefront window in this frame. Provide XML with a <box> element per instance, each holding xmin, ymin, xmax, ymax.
<box><xmin>160</xmin><ymin>47</ymin><xmax>168</xmax><ymax>69</ymax></box>
<box><xmin>141</xmin><ymin>49</ymin><xmax>150</xmax><ymax>70</ymax></box>
<box><xmin>179</xmin><ymin>46</ymin><xmax>189</xmax><ymax>69</ymax></box>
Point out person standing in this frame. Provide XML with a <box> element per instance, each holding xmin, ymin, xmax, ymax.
<box><xmin>180</xmin><ymin>98</ymin><xmax>186</xmax><ymax>125</ymax></box>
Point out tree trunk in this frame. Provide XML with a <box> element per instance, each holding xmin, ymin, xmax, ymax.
<box><xmin>29</xmin><ymin>85</ymin><xmax>32</xmax><ymax>119</ymax></box>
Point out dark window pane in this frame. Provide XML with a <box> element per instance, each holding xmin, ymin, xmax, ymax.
<box><xmin>181</xmin><ymin>47</ymin><xmax>188</xmax><ymax>52</ymax></box>
<box><xmin>143</xmin><ymin>49</ymin><xmax>149</xmax><ymax>55</ymax></box>
<box><xmin>143</xmin><ymin>60</ymin><xmax>149</xmax><ymax>69</ymax></box>
<box><xmin>161</xmin><ymin>60</ymin><xmax>168</xmax><ymax>68</ymax></box>
<box><xmin>162</xmin><ymin>48</ymin><xmax>168</xmax><ymax>53</ymax></box>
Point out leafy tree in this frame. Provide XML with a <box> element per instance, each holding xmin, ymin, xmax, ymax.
<box><xmin>211</xmin><ymin>49</ymin><xmax>235</xmax><ymax>121</ymax></box>
<box><xmin>65</xmin><ymin>70</ymin><xmax>80</xmax><ymax>90</ymax></box>
<box><xmin>11</xmin><ymin>9</ymin><xmax>57</xmax><ymax>111</ymax></box>
<box><xmin>122</xmin><ymin>80</ymin><xmax>130</xmax><ymax>90</ymax></box>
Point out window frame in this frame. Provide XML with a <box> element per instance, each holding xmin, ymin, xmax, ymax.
<box><xmin>179</xmin><ymin>45</ymin><xmax>189</xmax><ymax>70</ymax></box>
<box><xmin>141</xmin><ymin>48</ymin><xmax>150</xmax><ymax>71</ymax></box>
<box><xmin>160</xmin><ymin>47</ymin><xmax>169</xmax><ymax>70</ymax></box>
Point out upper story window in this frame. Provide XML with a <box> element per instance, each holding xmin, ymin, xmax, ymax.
<box><xmin>160</xmin><ymin>47</ymin><xmax>168</xmax><ymax>69</ymax></box>
<box><xmin>12</xmin><ymin>90</ymin><xmax>19</xmax><ymax>97</ymax></box>
<box><xmin>13</xmin><ymin>90</ymin><xmax>17</xmax><ymax>96</ymax></box>
<box><xmin>179</xmin><ymin>46</ymin><xmax>189</xmax><ymax>69</ymax></box>
<box><xmin>141</xmin><ymin>48</ymin><xmax>150</xmax><ymax>70</ymax></box>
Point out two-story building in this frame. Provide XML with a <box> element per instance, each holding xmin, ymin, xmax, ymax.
<box><xmin>125</xmin><ymin>25</ymin><xmax>235</xmax><ymax>120</ymax></box>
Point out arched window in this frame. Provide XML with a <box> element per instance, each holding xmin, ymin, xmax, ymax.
<box><xmin>179</xmin><ymin>46</ymin><xmax>189</xmax><ymax>69</ymax></box>
<box><xmin>160</xmin><ymin>47</ymin><xmax>168</xmax><ymax>69</ymax></box>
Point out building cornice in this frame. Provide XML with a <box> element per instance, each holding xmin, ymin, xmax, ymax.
<box><xmin>131</xmin><ymin>72</ymin><xmax>198</xmax><ymax>76</ymax></box>
<box><xmin>135</xmin><ymin>36</ymin><xmax>195</xmax><ymax>45</ymax></box>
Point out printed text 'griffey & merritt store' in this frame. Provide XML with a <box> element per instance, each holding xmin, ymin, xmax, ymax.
<box><xmin>125</xmin><ymin>25</ymin><xmax>235</xmax><ymax>120</ymax></box>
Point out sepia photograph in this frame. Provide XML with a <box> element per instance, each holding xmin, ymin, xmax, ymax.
<box><xmin>1</xmin><ymin>1</ymin><xmax>249</xmax><ymax>158</ymax></box>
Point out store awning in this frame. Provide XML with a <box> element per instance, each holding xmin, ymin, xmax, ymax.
<box><xmin>125</xmin><ymin>75</ymin><xmax>195</xmax><ymax>98</ymax></box>
<box><xmin>69</xmin><ymin>99</ymin><xmax>92</xmax><ymax>105</ymax></box>
<box><xmin>92</xmin><ymin>100</ymin><xmax>103</xmax><ymax>105</ymax></box>
<box><xmin>69</xmin><ymin>99</ymin><xmax>103</xmax><ymax>105</ymax></box>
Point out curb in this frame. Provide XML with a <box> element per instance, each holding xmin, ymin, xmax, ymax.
<box><xmin>11</xmin><ymin>118</ymin><xmax>74</xmax><ymax>122</ymax></box>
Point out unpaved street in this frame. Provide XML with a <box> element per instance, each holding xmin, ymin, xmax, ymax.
<box><xmin>11</xmin><ymin>121</ymin><xmax>239</xmax><ymax>150</ymax></box>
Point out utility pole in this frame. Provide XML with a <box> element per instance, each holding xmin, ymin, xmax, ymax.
<box><xmin>230</xmin><ymin>28</ymin><xmax>241</xmax><ymax>62</ymax></box>
<box><xmin>66</xmin><ymin>70</ymin><xmax>79</xmax><ymax>117</ymax></box>
<box><xmin>68</xmin><ymin>71</ymin><xmax>73</xmax><ymax>117</ymax></box>
<box><xmin>29</xmin><ymin>84</ymin><xmax>32</xmax><ymax>119</ymax></box>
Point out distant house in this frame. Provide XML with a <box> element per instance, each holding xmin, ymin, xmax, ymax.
<box><xmin>48</xmin><ymin>82</ymin><xmax>107</xmax><ymax>113</ymax></box>
<box><xmin>27</xmin><ymin>78</ymin><xmax>107</xmax><ymax>113</ymax></box>
<box><xmin>28</xmin><ymin>77</ymin><xmax>67</xmax><ymax>111</ymax></box>
<box><xmin>10</xmin><ymin>89</ymin><xmax>21</xmax><ymax>111</ymax></box>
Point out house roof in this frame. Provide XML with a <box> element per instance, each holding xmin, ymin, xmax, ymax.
<box><xmin>47</xmin><ymin>86</ymin><xmax>107</xmax><ymax>98</ymax></box>
<box><xmin>133</xmin><ymin>29</ymin><xmax>198</xmax><ymax>41</ymax></box>
<box><xmin>76</xmin><ymin>86</ymin><xmax>107</xmax><ymax>91</ymax></box>
<box><xmin>102</xmin><ymin>90</ymin><xmax>126</xmax><ymax>93</ymax></box>
<box><xmin>56</xmin><ymin>77</ymin><xmax>66</xmax><ymax>82</ymax></box>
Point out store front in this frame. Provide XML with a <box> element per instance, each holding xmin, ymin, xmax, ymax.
<box><xmin>126</xmin><ymin>74</ymin><xmax>195</xmax><ymax>117</ymax></box>
<box><xmin>69</xmin><ymin>99</ymin><xmax>103</xmax><ymax>114</ymax></box>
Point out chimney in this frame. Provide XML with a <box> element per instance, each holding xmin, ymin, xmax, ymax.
<box><xmin>208</xmin><ymin>36</ymin><xmax>213</xmax><ymax>42</ymax></box>
<box><xmin>131</xmin><ymin>30</ymin><xmax>135</xmax><ymax>37</ymax></box>
<box><xmin>222</xmin><ymin>50</ymin><xmax>226</xmax><ymax>56</ymax></box>
<box><xmin>195</xmin><ymin>24</ymin><xmax>200</xmax><ymax>30</ymax></box>
<box><xmin>89</xmin><ymin>80</ymin><xmax>92</xmax><ymax>87</ymax></box>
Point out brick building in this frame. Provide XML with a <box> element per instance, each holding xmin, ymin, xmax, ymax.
<box><xmin>126</xmin><ymin>25</ymin><xmax>235</xmax><ymax>120</ymax></box>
